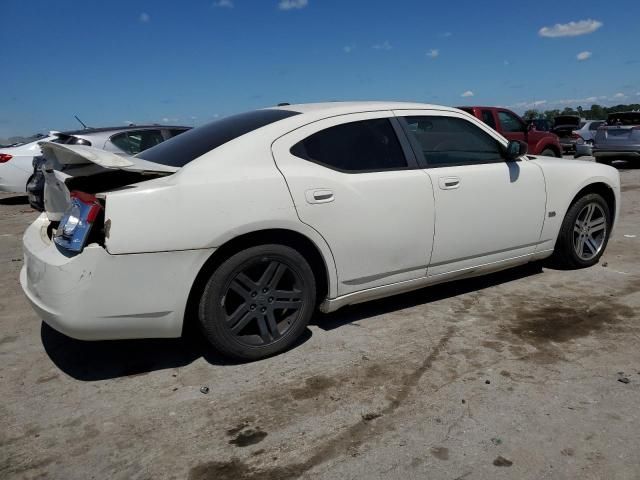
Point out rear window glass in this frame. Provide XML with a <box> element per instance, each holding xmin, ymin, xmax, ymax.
<box><xmin>606</xmin><ymin>112</ymin><xmax>640</xmax><ymax>126</ymax></box>
<box><xmin>137</xmin><ymin>109</ymin><xmax>300</xmax><ymax>167</ymax></box>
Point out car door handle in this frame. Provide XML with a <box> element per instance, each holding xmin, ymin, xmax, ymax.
<box><xmin>305</xmin><ymin>189</ymin><xmax>334</xmax><ymax>204</ymax></box>
<box><xmin>438</xmin><ymin>176</ymin><xmax>461</xmax><ymax>190</ymax></box>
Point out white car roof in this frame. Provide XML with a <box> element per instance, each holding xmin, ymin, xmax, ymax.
<box><xmin>273</xmin><ymin>101</ymin><xmax>459</xmax><ymax>116</ymax></box>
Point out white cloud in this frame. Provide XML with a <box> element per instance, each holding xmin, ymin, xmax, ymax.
<box><xmin>504</xmin><ymin>60</ymin><xmax>510</xmax><ymax>66</ymax></box>
<box><xmin>576</xmin><ymin>51</ymin><xmax>592</xmax><ymax>61</ymax></box>
<box><xmin>613</xmin><ymin>92</ymin><xmax>626</xmax><ymax>99</ymax></box>
<box><xmin>440</xmin><ymin>32</ymin><xmax>452</xmax><ymax>38</ymax></box>
<box><xmin>539</xmin><ymin>19</ymin><xmax>602</xmax><ymax>38</ymax></box>
<box><xmin>213</xmin><ymin>0</ymin><xmax>234</xmax><ymax>7</ymax></box>
<box><xmin>372</xmin><ymin>41</ymin><xmax>392</xmax><ymax>51</ymax></box>
<box><xmin>278</xmin><ymin>0</ymin><xmax>308</xmax><ymax>10</ymax></box>
<box><xmin>509</xmin><ymin>100</ymin><xmax>547</xmax><ymax>109</ymax></box>
<box><xmin>139</xmin><ymin>12</ymin><xmax>151</xmax><ymax>23</ymax></box>
<box><xmin>426</xmin><ymin>49</ymin><xmax>439</xmax><ymax>58</ymax></box>
<box><xmin>461</xmin><ymin>90</ymin><xmax>474</xmax><ymax>98</ymax></box>
<box><xmin>343</xmin><ymin>45</ymin><xmax>355</xmax><ymax>54</ymax></box>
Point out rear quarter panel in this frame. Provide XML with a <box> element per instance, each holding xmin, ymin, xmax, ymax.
<box><xmin>102</xmin><ymin>136</ymin><xmax>339</xmax><ymax>297</ymax></box>
<box><xmin>530</xmin><ymin>158</ymin><xmax>620</xmax><ymax>252</ymax></box>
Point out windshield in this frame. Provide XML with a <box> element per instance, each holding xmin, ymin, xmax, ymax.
<box><xmin>137</xmin><ymin>109</ymin><xmax>300</xmax><ymax>167</ymax></box>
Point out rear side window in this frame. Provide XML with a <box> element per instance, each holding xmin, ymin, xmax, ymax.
<box><xmin>290</xmin><ymin>118</ymin><xmax>407</xmax><ymax>172</ymax></box>
<box><xmin>481</xmin><ymin>110</ymin><xmax>497</xmax><ymax>129</ymax></box>
<box><xmin>111</xmin><ymin>130</ymin><xmax>165</xmax><ymax>155</ymax></box>
<box><xmin>138</xmin><ymin>109</ymin><xmax>300</xmax><ymax>167</ymax></box>
<box><xmin>589</xmin><ymin>121</ymin><xmax>603</xmax><ymax>130</ymax></box>
<box><xmin>401</xmin><ymin>116</ymin><xmax>504</xmax><ymax>167</ymax></box>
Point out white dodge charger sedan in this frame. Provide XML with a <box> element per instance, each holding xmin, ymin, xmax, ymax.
<box><xmin>21</xmin><ymin>102</ymin><xmax>620</xmax><ymax>359</ymax></box>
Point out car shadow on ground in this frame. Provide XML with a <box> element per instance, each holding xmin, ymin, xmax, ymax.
<box><xmin>41</xmin><ymin>263</ymin><xmax>543</xmax><ymax>381</ymax></box>
<box><xmin>614</xmin><ymin>160</ymin><xmax>640</xmax><ymax>170</ymax></box>
<box><xmin>0</xmin><ymin>195</ymin><xmax>28</xmax><ymax>205</ymax></box>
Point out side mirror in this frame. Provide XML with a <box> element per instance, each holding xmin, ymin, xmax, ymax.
<box><xmin>505</xmin><ymin>140</ymin><xmax>528</xmax><ymax>160</ymax></box>
<box><xmin>527</xmin><ymin>123</ymin><xmax>535</xmax><ymax>131</ymax></box>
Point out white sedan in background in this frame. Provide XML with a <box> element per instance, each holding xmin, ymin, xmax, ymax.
<box><xmin>21</xmin><ymin>102</ymin><xmax>620</xmax><ymax>360</ymax></box>
<box><xmin>0</xmin><ymin>133</ymin><xmax>57</xmax><ymax>193</ymax></box>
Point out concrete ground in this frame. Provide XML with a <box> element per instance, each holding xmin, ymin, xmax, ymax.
<box><xmin>1</xmin><ymin>157</ymin><xmax>639</xmax><ymax>480</ymax></box>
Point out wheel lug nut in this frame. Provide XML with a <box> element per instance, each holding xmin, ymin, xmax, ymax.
<box><xmin>261</xmin><ymin>307</ymin><xmax>266</xmax><ymax>313</ymax></box>
<box><xmin>268</xmin><ymin>297</ymin><xmax>274</xmax><ymax>303</ymax></box>
<box><xmin>262</xmin><ymin>288</ymin><xmax>268</xmax><ymax>293</ymax></box>
<box><xmin>250</xmin><ymin>305</ymin><xmax>256</xmax><ymax>310</ymax></box>
<box><xmin>251</xmin><ymin>292</ymin><xmax>257</xmax><ymax>298</ymax></box>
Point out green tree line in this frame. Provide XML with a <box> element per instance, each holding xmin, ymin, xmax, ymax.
<box><xmin>523</xmin><ymin>103</ymin><xmax>640</xmax><ymax>122</ymax></box>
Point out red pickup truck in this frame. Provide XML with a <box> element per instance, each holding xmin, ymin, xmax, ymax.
<box><xmin>459</xmin><ymin>106</ymin><xmax>562</xmax><ymax>157</ymax></box>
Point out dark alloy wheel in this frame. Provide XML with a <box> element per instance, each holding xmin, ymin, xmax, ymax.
<box><xmin>198</xmin><ymin>244</ymin><xmax>316</xmax><ymax>360</ymax></box>
<box><xmin>551</xmin><ymin>193</ymin><xmax>611</xmax><ymax>269</ymax></box>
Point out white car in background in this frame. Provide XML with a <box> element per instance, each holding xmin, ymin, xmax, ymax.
<box><xmin>0</xmin><ymin>133</ymin><xmax>58</xmax><ymax>193</ymax></box>
<box><xmin>21</xmin><ymin>102</ymin><xmax>620</xmax><ymax>360</ymax></box>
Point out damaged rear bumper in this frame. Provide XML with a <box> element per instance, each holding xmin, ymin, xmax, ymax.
<box><xmin>20</xmin><ymin>214</ymin><xmax>214</xmax><ymax>340</ymax></box>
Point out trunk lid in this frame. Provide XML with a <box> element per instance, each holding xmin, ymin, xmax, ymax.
<box><xmin>39</xmin><ymin>142</ymin><xmax>178</xmax><ymax>221</ymax></box>
<box><xmin>552</xmin><ymin>116</ymin><xmax>581</xmax><ymax>138</ymax></box>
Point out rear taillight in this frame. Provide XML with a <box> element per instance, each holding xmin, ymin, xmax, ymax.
<box><xmin>0</xmin><ymin>153</ymin><xmax>13</xmax><ymax>163</ymax></box>
<box><xmin>571</xmin><ymin>133</ymin><xmax>582</xmax><ymax>140</ymax></box>
<box><xmin>54</xmin><ymin>191</ymin><xmax>103</xmax><ymax>253</ymax></box>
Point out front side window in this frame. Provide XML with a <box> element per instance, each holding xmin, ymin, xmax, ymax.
<box><xmin>589</xmin><ymin>121</ymin><xmax>603</xmax><ymax>131</ymax></box>
<box><xmin>402</xmin><ymin>116</ymin><xmax>504</xmax><ymax>167</ymax></box>
<box><xmin>497</xmin><ymin>111</ymin><xmax>525</xmax><ymax>133</ymax></box>
<box><xmin>291</xmin><ymin>118</ymin><xmax>407</xmax><ymax>172</ymax></box>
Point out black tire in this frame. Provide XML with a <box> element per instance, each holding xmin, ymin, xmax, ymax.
<box><xmin>551</xmin><ymin>193</ymin><xmax>611</xmax><ymax>269</ymax></box>
<box><xmin>540</xmin><ymin>148</ymin><xmax>558</xmax><ymax>158</ymax></box>
<box><xmin>198</xmin><ymin>244</ymin><xmax>316</xmax><ymax>360</ymax></box>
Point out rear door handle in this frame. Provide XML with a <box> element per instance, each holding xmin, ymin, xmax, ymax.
<box><xmin>438</xmin><ymin>176</ymin><xmax>461</xmax><ymax>190</ymax></box>
<box><xmin>305</xmin><ymin>189</ymin><xmax>334</xmax><ymax>204</ymax></box>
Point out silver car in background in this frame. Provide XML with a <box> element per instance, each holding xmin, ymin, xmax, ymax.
<box><xmin>593</xmin><ymin>112</ymin><xmax>640</xmax><ymax>164</ymax></box>
<box><xmin>27</xmin><ymin>125</ymin><xmax>190</xmax><ymax>210</ymax></box>
<box><xmin>574</xmin><ymin>120</ymin><xmax>605</xmax><ymax>158</ymax></box>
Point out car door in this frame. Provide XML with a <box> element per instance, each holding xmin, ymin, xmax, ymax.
<box><xmin>272</xmin><ymin>112</ymin><xmax>436</xmax><ymax>296</ymax></box>
<box><xmin>395</xmin><ymin>110</ymin><xmax>546</xmax><ymax>278</ymax></box>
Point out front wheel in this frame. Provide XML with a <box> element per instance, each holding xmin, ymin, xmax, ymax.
<box><xmin>551</xmin><ymin>193</ymin><xmax>611</xmax><ymax>269</ymax></box>
<box><xmin>198</xmin><ymin>244</ymin><xmax>316</xmax><ymax>360</ymax></box>
<box><xmin>540</xmin><ymin>148</ymin><xmax>559</xmax><ymax>158</ymax></box>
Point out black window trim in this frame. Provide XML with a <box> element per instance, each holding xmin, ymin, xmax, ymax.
<box><xmin>289</xmin><ymin>116</ymin><xmax>419</xmax><ymax>174</ymax></box>
<box><xmin>396</xmin><ymin>115</ymin><xmax>512</xmax><ymax>169</ymax></box>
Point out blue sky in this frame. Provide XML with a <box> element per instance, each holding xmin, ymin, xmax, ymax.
<box><xmin>1</xmin><ymin>0</ymin><xmax>639</xmax><ymax>137</ymax></box>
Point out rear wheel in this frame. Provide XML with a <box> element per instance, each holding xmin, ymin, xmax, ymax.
<box><xmin>198</xmin><ymin>244</ymin><xmax>316</xmax><ymax>360</ymax></box>
<box><xmin>551</xmin><ymin>193</ymin><xmax>611</xmax><ymax>269</ymax></box>
<box><xmin>540</xmin><ymin>148</ymin><xmax>558</xmax><ymax>158</ymax></box>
